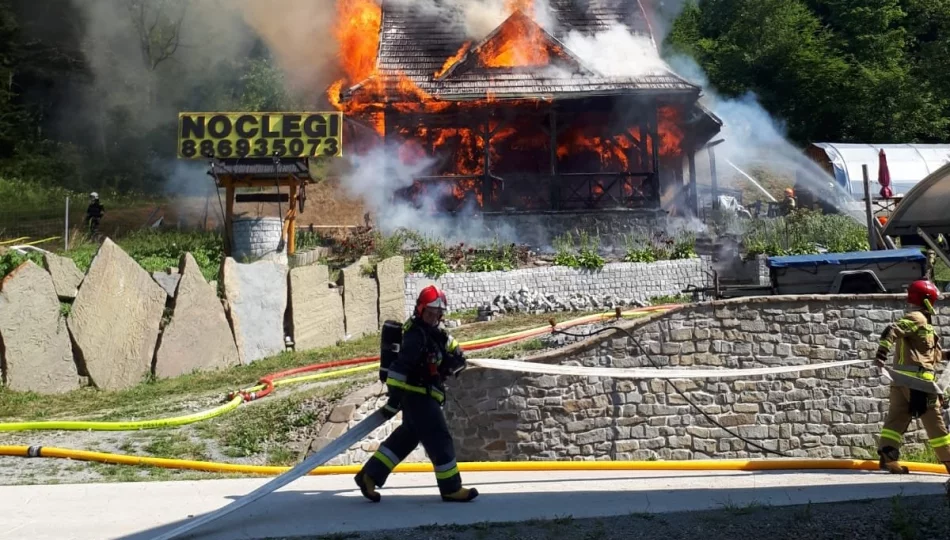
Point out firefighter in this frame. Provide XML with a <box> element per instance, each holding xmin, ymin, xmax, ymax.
<box><xmin>875</xmin><ymin>279</ymin><xmax>950</xmax><ymax>487</ymax></box>
<box><xmin>354</xmin><ymin>285</ymin><xmax>479</xmax><ymax>503</ymax></box>
<box><xmin>84</xmin><ymin>192</ymin><xmax>105</xmax><ymax>235</ymax></box>
<box><xmin>780</xmin><ymin>188</ymin><xmax>797</xmax><ymax>216</ymax></box>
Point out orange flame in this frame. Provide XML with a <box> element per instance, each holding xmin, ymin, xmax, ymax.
<box><xmin>658</xmin><ymin>106</ymin><xmax>685</xmax><ymax>157</ymax></box>
<box><xmin>478</xmin><ymin>10</ymin><xmax>554</xmax><ymax>68</ymax></box>
<box><xmin>436</xmin><ymin>41</ymin><xmax>471</xmax><ymax>78</ymax></box>
<box><xmin>334</xmin><ymin>0</ymin><xmax>381</xmax><ymax>83</ymax></box>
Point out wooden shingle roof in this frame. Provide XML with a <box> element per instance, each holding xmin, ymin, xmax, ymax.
<box><xmin>342</xmin><ymin>0</ymin><xmax>700</xmax><ymax>103</ymax></box>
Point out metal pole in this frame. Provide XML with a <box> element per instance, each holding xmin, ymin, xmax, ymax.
<box><xmin>863</xmin><ymin>165</ymin><xmax>876</xmax><ymax>250</ymax></box>
<box><xmin>65</xmin><ymin>196</ymin><xmax>69</xmax><ymax>251</ymax></box>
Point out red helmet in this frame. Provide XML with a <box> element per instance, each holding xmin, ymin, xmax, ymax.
<box><xmin>415</xmin><ymin>285</ymin><xmax>448</xmax><ymax>317</ymax></box>
<box><xmin>907</xmin><ymin>280</ymin><xmax>939</xmax><ymax>311</ymax></box>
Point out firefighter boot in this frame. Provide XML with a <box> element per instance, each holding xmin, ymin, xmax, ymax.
<box><xmin>878</xmin><ymin>447</ymin><xmax>909</xmax><ymax>474</ymax></box>
<box><xmin>354</xmin><ymin>471</ymin><xmax>381</xmax><ymax>503</ymax></box>
<box><xmin>441</xmin><ymin>486</ymin><xmax>479</xmax><ymax>502</ymax></box>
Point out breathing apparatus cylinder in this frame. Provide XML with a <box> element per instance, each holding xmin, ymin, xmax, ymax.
<box><xmin>380</xmin><ymin>320</ymin><xmax>403</xmax><ymax>383</ymax></box>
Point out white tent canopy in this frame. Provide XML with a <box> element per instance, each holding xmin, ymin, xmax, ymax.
<box><xmin>882</xmin><ymin>161</ymin><xmax>950</xmax><ymax>238</ymax></box>
<box><xmin>809</xmin><ymin>143</ymin><xmax>950</xmax><ymax>197</ymax></box>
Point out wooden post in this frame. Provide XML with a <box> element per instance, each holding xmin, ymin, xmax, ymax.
<box><xmin>288</xmin><ymin>180</ymin><xmax>298</xmax><ymax>256</ymax></box>
<box><xmin>688</xmin><ymin>150</ymin><xmax>698</xmax><ymax>216</ymax></box>
<box><xmin>548</xmin><ymin>107</ymin><xmax>558</xmax><ymax>210</ymax></box>
<box><xmin>709</xmin><ymin>145</ymin><xmax>719</xmax><ymax>210</ymax></box>
<box><xmin>862</xmin><ymin>165</ymin><xmax>876</xmax><ymax>250</ymax></box>
<box><xmin>224</xmin><ymin>179</ymin><xmax>235</xmax><ymax>256</ymax></box>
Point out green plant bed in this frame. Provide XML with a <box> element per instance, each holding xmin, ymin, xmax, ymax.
<box><xmin>61</xmin><ymin>230</ymin><xmax>224</xmax><ymax>282</ymax></box>
<box><xmin>742</xmin><ymin>210</ymin><xmax>869</xmax><ymax>257</ymax></box>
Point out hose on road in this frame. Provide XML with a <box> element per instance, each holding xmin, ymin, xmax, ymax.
<box><xmin>1</xmin><ymin>444</ymin><xmax>945</xmax><ymax>476</ymax></box>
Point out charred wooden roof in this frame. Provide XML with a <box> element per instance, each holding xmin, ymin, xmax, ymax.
<box><xmin>343</xmin><ymin>0</ymin><xmax>700</xmax><ymax>103</ymax></box>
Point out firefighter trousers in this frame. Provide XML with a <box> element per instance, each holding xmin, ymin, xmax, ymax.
<box><xmin>361</xmin><ymin>392</ymin><xmax>463</xmax><ymax>495</ymax></box>
<box><xmin>878</xmin><ymin>386</ymin><xmax>950</xmax><ymax>462</ymax></box>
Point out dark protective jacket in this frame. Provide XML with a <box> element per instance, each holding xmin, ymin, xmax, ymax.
<box><xmin>86</xmin><ymin>201</ymin><xmax>105</xmax><ymax>220</ymax></box>
<box><xmin>384</xmin><ymin>317</ymin><xmax>465</xmax><ymax>405</ymax></box>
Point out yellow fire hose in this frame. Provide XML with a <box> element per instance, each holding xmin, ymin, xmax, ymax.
<box><xmin>0</xmin><ymin>444</ymin><xmax>945</xmax><ymax>476</ymax></box>
<box><xmin>0</xmin><ymin>307</ymin><xmax>669</xmax><ymax>433</ymax></box>
<box><xmin>0</xmin><ymin>365</ymin><xmax>378</xmax><ymax>432</ymax></box>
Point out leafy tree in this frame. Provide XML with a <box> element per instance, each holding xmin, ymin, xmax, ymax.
<box><xmin>665</xmin><ymin>0</ymin><xmax>950</xmax><ymax>143</ymax></box>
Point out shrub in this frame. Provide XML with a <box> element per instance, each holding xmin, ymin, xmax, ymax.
<box><xmin>0</xmin><ymin>249</ymin><xmax>45</xmax><ymax>278</ymax></box>
<box><xmin>743</xmin><ymin>209</ymin><xmax>869</xmax><ymax>257</ymax></box>
<box><xmin>551</xmin><ymin>231</ymin><xmax>605</xmax><ymax>271</ymax></box>
<box><xmin>409</xmin><ymin>245</ymin><xmax>449</xmax><ymax>278</ymax></box>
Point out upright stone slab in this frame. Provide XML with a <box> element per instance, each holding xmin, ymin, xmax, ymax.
<box><xmin>0</xmin><ymin>261</ymin><xmax>79</xmax><ymax>394</ymax></box>
<box><xmin>155</xmin><ymin>253</ymin><xmax>240</xmax><ymax>378</ymax></box>
<box><xmin>288</xmin><ymin>264</ymin><xmax>344</xmax><ymax>351</ymax></box>
<box><xmin>376</xmin><ymin>256</ymin><xmax>406</xmax><ymax>326</ymax></box>
<box><xmin>68</xmin><ymin>239</ymin><xmax>167</xmax><ymax>390</ymax></box>
<box><xmin>223</xmin><ymin>257</ymin><xmax>288</xmax><ymax>364</ymax></box>
<box><xmin>152</xmin><ymin>271</ymin><xmax>181</xmax><ymax>298</ymax></box>
<box><xmin>341</xmin><ymin>256</ymin><xmax>378</xmax><ymax>339</ymax></box>
<box><xmin>43</xmin><ymin>252</ymin><xmax>84</xmax><ymax>300</ymax></box>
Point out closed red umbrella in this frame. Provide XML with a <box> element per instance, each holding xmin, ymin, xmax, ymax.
<box><xmin>878</xmin><ymin>149</ymin><xmax>893</xmax><ymax>199</ymax></box>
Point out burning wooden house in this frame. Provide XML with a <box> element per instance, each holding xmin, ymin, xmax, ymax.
<box><xmin>329</xmin><ymin>0</ymin><xmax>722</xmax><ymax>224</ymax></box>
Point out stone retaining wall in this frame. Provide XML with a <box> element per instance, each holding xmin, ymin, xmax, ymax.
<box><xmin>324</xmin><ymin>294</ymin><xmax>949</xmax><ymax>464</ymax></box>
<box><xmin>404</xmin><ymin>259</ymin><xmax>710</xmax><ymax>317</ymax></box>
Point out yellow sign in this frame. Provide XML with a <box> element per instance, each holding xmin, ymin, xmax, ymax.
<box><xmin>177</xmin><ymin>112</ymin><xmax>343</xmax><ymax>159</ymax></box>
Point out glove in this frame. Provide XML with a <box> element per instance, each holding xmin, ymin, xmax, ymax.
<box><xmin>875</xmin><ymin>348</ymin><xmax>888</xmax><ymax>367</ymax></box>
<box><xmin>441</xmin><ymin>352</ymin><xmax>467</xmax><ymax>379</ymax></box>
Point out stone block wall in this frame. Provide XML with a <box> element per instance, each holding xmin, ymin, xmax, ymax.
<box><xmin>325</xmin><ymin>294</ymin><xmax>949</xmax><ymax>464</ymax></box>
<box><xmin>404</xmin><ymin>259</ymin><xmax>710</xmax><ymax>317</ymax></box>
<box><xmin>445</xmin><ymin>295</ymin><xmax>949</xmax><ymax>461</ymax></box>
<box><xmin>289</xmin><ymin>247</ymin><xmax>331</xmax><ymax>268</ymax></box>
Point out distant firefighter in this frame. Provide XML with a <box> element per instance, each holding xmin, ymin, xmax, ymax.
<box><xmin>84</xmin><ymin>192</ymin><xmax>105</xmax><ymax>235</ymax></box>
<box><xmin>781</xmin><ymin>188</ymin><xmax>797</xmax><ymax>215</ymax></box>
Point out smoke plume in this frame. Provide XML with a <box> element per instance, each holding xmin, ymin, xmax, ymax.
<box><xmin>390</xmin><ymin>0</ymin><xmax>556</xmax><ymax>38</ymax></box>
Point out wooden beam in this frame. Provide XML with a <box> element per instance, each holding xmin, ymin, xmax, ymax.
<box><xmin>224</xmin><ymin>178</ymin><xmax>235</xmax><ymax>257</ymax></box>
<box><xmin>288</xmin><ymin>180</ymin><xmax>299</xmax><ymax>256</ymax></box>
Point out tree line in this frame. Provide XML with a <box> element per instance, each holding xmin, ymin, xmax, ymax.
<box><xmin>665</xmin><ymin>0</ymin><xmax>950</xmax><ymax>144</ymax></box>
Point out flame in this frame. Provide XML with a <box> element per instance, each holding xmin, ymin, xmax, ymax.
<box><xmin>478</xmin><ymin>10</ymin><xmax>554</xmax><ymax>68</ymax></box>
<box><xmin>658</xmin><ymin>106</ymin><xmax>684</xmax><ymax>157</ymax></box>
<box><xmin>436</xmin><ymin>41</ymin><xmax>471</xmax><ymax>78</ymax></box>
<box><xmin>334</xmin><ymin>0</ymin><xmax>381</xmax><ymax>83</ymax></box>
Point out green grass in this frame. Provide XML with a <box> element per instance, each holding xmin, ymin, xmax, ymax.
<box><xmin>0</xmin><ymin>311</ymin><xmax>579</xmax><ymax>421</ymax></box>
<box><xmin>197</xmin><ymin>381</ymin><xmax>360</xmax><ymax>461</ymax></box>
<box><xmin>935</xmin><ymin>260</ymin><xmax>950</xmax><ymax>284</ymax></box>
<box><xmin>61</xmin><ymin>229</ymin><xmax>224</xmax><ymax>282</ymax></box>
<box><xmin>140</xmin><ymin>433</ymin><xmax>210</xmax><ymax>461</ymax></box>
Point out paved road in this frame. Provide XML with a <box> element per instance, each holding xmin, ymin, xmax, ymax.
<box><xmin>0</xmin><ymin>469</ymin><xmax>946</xmax><ymax>540</ymax></box>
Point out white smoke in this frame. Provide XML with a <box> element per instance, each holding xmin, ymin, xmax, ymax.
<box><xmin>338</xmin><ymin>143</ymin><xmax>520</xmax><ymax>244</ymax></box>
<box><xmin>665</xmin><ymin>53</ymin><xmax>861</xmax><ymax>219</ymax></box>
<box><xmin>562</xmin><ymin>22</ymin><xmax>667</xmax><ymax>77</ymax></box>
<box><xmin>389</xmin><ymin>0</ymin><xmax>556</xmax><ymax>38</ymax></box>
